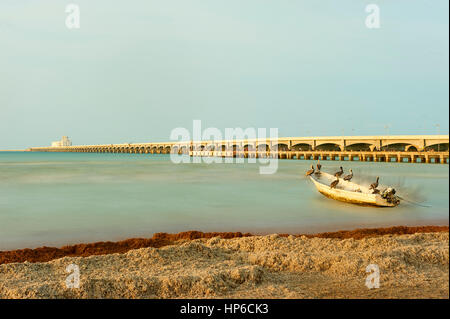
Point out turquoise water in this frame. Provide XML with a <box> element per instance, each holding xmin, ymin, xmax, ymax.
<box><xmin>0</xmin><ymin>152</ymin><xmax>448</xmax><ymax>250</ymax></box>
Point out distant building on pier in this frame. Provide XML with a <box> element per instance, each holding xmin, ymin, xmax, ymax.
<box><xmin>51</xmin><ymin>136</ymin><xmax>72</xmax><ymax>147</ymax></box>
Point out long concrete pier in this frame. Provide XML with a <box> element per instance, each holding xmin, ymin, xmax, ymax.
<box><xmin>28</xmin><ymin>135</ymin><xmax>449</xmax><ymax>164</ymax></box>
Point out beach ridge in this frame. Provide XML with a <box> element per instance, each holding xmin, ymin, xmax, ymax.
<box><xmin>0</xmin><ymin>229</ymin><xmax>447</xmax><ymax>299</ymax></box>
<box><xmin>1</xmin><ymin>225</ymin><xmax>447</xmax><ymax>265</ymax></box>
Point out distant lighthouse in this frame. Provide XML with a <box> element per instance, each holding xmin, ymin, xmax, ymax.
<box><xmin>51</xmin><ymin>136</ymin><xmax>72</xmax><ymax>147</ymax></box>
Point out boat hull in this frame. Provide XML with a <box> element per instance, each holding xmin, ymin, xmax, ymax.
<box><xmin>309</xmin><ymin>173</ymin><xmax>397</xmax><ymax>207</ymax></box>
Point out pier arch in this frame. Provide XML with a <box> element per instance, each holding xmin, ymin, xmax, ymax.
<box><xmin>272</xmin><ymin>143</ymin><xmax>289</xmax><ymax>151</ymax></box>
<box><xmin>315</xmin><ymin>143</ymin><xmax>342</xmax><ymax>151</ymax></box>
<box><xmin>405</xmin><ymin>145</ymin><xmax>418</xmax><ymax>152</ymax></box>
<box><xmin>243</xmin><ymin>144</ymin><xmax>255</xmax><ymax>152</ymax></box>
<box><xmin>256</xmin><ymin>143</ymin><xmax>269</xmax><ymax>152</ymax></box>
<box><xmin>424</xmin><ymin>143</ymin><xmax>449</xmax><ymax>152</ymax></box>
<box><xmin>345</xmin><ymin>143</ymin><xmax>373</xmax><ymax>151</ymax></box>
<box><xmin>381</xmin><ymin>143</ymin><xmax>413</xmax><ymax>152</ymax></box>
<box><xmin>205</xmin><ymin>144</ymin><xmax>215</xmax><ymax>151</ymax></box>
<box><xmin>291</xmin><ymin>143</ymin><xmax>312</xmax><ymax>151</ymax></box>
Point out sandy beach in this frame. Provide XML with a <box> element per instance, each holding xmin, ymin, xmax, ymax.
<box><xmin>0</xmin><ymin>226</ymin><xmax>448</xmax><ymax>299</ymax></box>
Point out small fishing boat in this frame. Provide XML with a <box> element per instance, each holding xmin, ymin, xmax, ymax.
<box><xmin>309</xmin><ymin>171</ymin><xmax>400</xmax><ymax>207</ymax></box>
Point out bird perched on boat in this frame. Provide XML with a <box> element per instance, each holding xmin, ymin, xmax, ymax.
<box><xmin>314</xmin><ymin>161</ymin><xmax>322</xmax><ymax>175</ymax></box>
<box><xmin>330</xmin><ymin>177</ymin><xmax>339</xmax><ymax>189</ymax></box>
<box><xmin>369</xmin><ymin>177</ymin><xmax>379</xmax><ymax>190</ymax></box>
<box><xmin>316</xmin><ymin>160</ymin><xmax>322</xmax><ymax>171</ymax></box>
<box><xmin>343</xmin><ymin>169</ymin><xmax>353</xmax><ymax>181</ymax></box>
<box><xmin>334</xmin><ymin>166</ymin><xmax>344</xmax><ymax>178</ymax></box>
<box><xmin>305</xmin><ymin>165</ymin><xmax>314</xmax><ymax>176</ymax></box>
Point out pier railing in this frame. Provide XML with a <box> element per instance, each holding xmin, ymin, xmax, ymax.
<box><xmin>189</xmin><ymin>150</ymin><xmax>449</xmax><ymax>164</ymax></box>
<box><xmin>28</xmin><ymin>146</ymin><xmax>449</xmax><ymax>164</ymax></box>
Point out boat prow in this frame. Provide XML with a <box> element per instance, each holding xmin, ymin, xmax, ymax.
<box><xmin>309</xmin><ymin>172</ymin><xmax>399</xmax><ymax>207</ymax></box>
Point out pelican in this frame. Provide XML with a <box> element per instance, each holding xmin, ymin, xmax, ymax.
<box><xmin>305</xmin><ymin>165</ymin><xmax>314</xmax><ymax>176</ymax></box>
<box><xmin>369</xmin><ymin>177</ymin><xmax>379</xmax><ymax>190</ymax></box>
<box><xmin>343</xmin><ymin>169</ymin><xmax>353</xmax><ymax>181</ymax></box>
<box><xmin>314</xmin><ymin>160</ymin><xmax>322</xmax><ymax>175</ymax></box>
<box><xmin>316</xmin><ymin>160</ymin><xmax>322</xmax><ymax>171</ymax></box>
<box><xmin>334</xmin><ymin>166</ymin><xmax>344</xmax><ymax>178</ymax></box>
<box><xmin>330</xmin><ymin>177</ymin><xmax>339</xmax><ymax>189</ymax></box>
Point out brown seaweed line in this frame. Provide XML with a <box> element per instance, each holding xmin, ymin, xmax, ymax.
<box><xmin>0</xmin><ymin>226</ymin><xmax>448</xmax><ymax>265</ymax></box>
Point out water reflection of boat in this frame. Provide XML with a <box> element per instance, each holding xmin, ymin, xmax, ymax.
<box><xmin>309</xmin><ymin>172</ymin><xmax>400</xmax><ymax>207</ymax></box>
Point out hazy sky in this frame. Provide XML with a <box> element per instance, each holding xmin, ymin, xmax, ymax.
<box><xmin>0</xmin><ymin>0</ymin><xmax>448</xmax><ymax>149</ymax></box>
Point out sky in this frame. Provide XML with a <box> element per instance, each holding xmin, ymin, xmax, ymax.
<box><xmin>0</xmin><ymin>0</ymin><xmax>448</xmax><ymax>149</ymax></box>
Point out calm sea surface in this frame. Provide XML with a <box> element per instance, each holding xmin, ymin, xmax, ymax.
<box><xmin>0</xmin><ymin>152</ymin><xmax>448</xmax><ymax>250</ymax></box>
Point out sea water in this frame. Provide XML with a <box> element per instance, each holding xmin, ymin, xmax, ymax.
<box><xmin>0</xmin><ymin>152</ymin><xmax>448</xmax><ymax>250</ymax></box>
